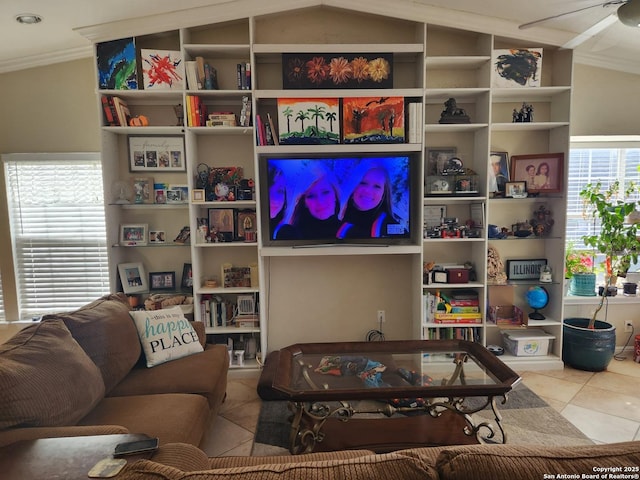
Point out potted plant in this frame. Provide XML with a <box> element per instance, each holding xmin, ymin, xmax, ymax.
<box><xmin>564</xmin><ymin>242</ymin><xmax>596</xmax><ymax>296</ymax></box>
<box><xmin>563</xmin><ymin>181</ymin><xmax>640</xmax><ymax>371</ymax></box>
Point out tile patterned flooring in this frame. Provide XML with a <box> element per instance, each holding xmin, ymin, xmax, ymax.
<box><xmin>200</xmin><ymin>355</ymin><xmax>640</xmax><ymax>457</ymax></box>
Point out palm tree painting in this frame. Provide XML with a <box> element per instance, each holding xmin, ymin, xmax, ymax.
<box><xmin>342</xmin><ymin>96</ymin><xmax>405</xmax><ymax>144</ymax></box>
<box><xmin>276</xmin><ymin>98</ymin><xmax>340</xmax><ymax>145</ymax></box>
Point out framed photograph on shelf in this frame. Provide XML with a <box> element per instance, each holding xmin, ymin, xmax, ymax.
<box><xmin>120</xmin><ymin>224</ymin><xmax>148</xmax><ymax>246</ymax></box>
<box><xmin>208</xmin><ymin>208</ymin><xmax>235</xmax><ymax>242</ymax></box>
<box><xmin>505</xmin><ymin>181</ymin><xmax>527</xmax><ymax>198</ymax></box>
<box><xmin>149</xmin><ymin>271</ymin><xmax>176</xmax><ymax>291</ymax></box>
<box><xmin>169</xmin><ymin>184</ymin><xmax>189</xmax><ymax>203</ymax></box>
<box><xmin>510</xmin><ymin>152</ymin><xmax>564</xmax><ymax>194</ymax></box>
<box><xmin>489</xmin><ymin>151</ymin><xmax>509</xmax><ymax>194</ymax></box>
<box><xmin>118</xmin><ymin>262</ymin><xmax>147</xmax><ymax>294</ymax></box>
<box><xmin>131</xmin><ymin>177</ymin><xmax>153</xmax><ymax>204</ymax></box>
<box><xmin>166</xmin><ymin>188</ymin><xmax>182</xmax><ymax>204</ymax></box>
<box><xmin>236</xmin><ymin>210</ymin><xmax>257</xmax><ymax>240</ymax></box>
<box><xmin>149</xmin><ymin>230</ymin><xmax>165</xmax><ymax>243</ymax></box>
<box><xmin>128</xmin><ymin>136</ymin><xmax>185</xmax><ymax>172</ymax></box>
<box><xmin>181</xmin><ymin>263</ymin><xmax>193</xmax><ymax>289</ymax></box>
<box><xmin>192</xmin><ymin>189</ymin><xmax>205</xmax><ymax>202</ymax></box>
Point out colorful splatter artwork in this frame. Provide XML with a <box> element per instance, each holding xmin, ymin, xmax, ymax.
<box><xmin>96</xmin><ymin>37</ymin><xmax>137</xmax><ymax>90</ymax></box>
<box><xmin>141</xmin><ymin>49</ymin><xmax>185</xmax><ymax>90</ymax></box>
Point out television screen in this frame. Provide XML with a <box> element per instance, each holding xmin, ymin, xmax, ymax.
<box><xmin>262</xmin><ymin>155</ymin><xmax>413</xmax><ymax>246</ymax></box>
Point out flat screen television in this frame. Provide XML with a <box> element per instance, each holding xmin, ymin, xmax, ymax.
<box><xmin>260</xmin><ymin>154</ymin><xmax>416</xmax><ymax>247</ymax></box>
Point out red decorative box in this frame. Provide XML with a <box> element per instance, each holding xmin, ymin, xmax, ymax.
<box><xmin>447</xmin><ymin>268</ymin><xmax>469</xmax><ymax>283</ymax></box>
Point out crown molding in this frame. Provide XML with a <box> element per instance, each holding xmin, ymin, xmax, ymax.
<box><xmin>0</xmin><ymin>45</ymin><xmax>93</xmax><ymax>74</ymax></box>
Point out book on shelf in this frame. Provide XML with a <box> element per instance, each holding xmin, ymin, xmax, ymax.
<box><xmin>266</xmin><ymin>113</ymin><xmax>279</xmax><ymax>145</ymax></box>
<box><xmin>407</xmin><ymin>101</ymin><xmax>423</xmax><ymax>144</ymax></box>
<box><xmin>185</xmin><ymin>61</ymin><xmax>200</xmax><ymax>90</ymax></box>
<box><xmin>196</xmin><ymin>56</ymin><xmax>206</xmax><ymax>88</ymax></box>
<box><xmin>236</xmin><ymin>62</ymin><xmax>251</xmax><ymax>90</ymax></box>
<box><xmin>433</xmin><ymin>312</ymin><xmax>482</xmax><ymax>324</ymax></box>
<box><xmin>101</xmin><ymin>95</ymin><xmax>118</xmax><ymax>126</ymax></box>
<box><xmin>423</xmin><ymin>326</ymin><xmax>480</xmax><ymax>341</ymax></box>
<box><xmin>239</xmin><ymin>95</ymin><xmax>252</xmax><ymax>127</ymax></box>
<box><xmin>204</xmin><ymin>63</ymin><xmax>219</xmax><ymax>90</ymax></box>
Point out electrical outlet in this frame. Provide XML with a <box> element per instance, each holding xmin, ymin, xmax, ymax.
<box><xmin>377</xmin><ymin>310</ymin><xmax>386</xmax><ymax>323</ymax></box>
<box><xmin>625</xmin><ymin>321</ymin><xmax>633</xmax><ymax>333</ymax></box>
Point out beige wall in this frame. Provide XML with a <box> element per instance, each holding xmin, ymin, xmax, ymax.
<box><xmin>0</xmin><ymin>58</ymin><xmax>100</xmax><ymax>320</ymax></box>
<box><xmin>0</xmin><ymin>57</ymin><xmax>638</xmax><ymax>349</ymax></box>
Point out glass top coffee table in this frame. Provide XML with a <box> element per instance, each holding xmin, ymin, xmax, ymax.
<box><xmin>258</xmin><ymin>339</ymin><xmax>521</xmax><ymax>453</ymax></box>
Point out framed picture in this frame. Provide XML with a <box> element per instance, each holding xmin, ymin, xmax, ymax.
<box><xmin>181</xmin><ymin>263</ymin><xmax>193</xmax><ymax>289</ymax></box>
<box><xmin>149</xmin><ymin>230</ymin><xmax>165</xmax><ymax>243</ymax></box>
<box><xmin>506</xmin><ymin>259</ymin><xmax>548</xmax><ymax>280</ymax></box>
<box><xmin>425</xmin><ymin>148</ymin><xmax>457</xmax><ymax>176</ymax></box>
<box><xmin>424</xmin><ymin>205</ymin><xmax>446</xmax><ymax>228</ymax></box>
<box><xmin>166</xmin><ymin>189</ymin><xmax>182</xmax><ymax>204</ymax></box>
<box><xmin>149</xmin><ymin>271</ymin><xmax>176</xmax><ymax>291</ymax></box>
<box><xmin>118</xmin><ymin>262</ymin><xmax>147</xmax><ymax>294</ymax></box>
<box><xmin>236</xmin><ymin>210</ymin><xmax>257</xmax><ymax>240</ymax></box>
<box><xmin>342</xmin><ymin>96</ymin><xmax>405</xmax><ymax>144</ymax></box>
<box><xmin>277</xmin><ymin>98</ymin><xmax>340</xmax><ymax>145</ymax></box>
<box><xmin>505</xmin><ymin>181</ymin><xmax>527</xmax><ymax>198</ymax></box>
<box><xmin>208</xmin><ymin>208</ymin><xmax>235</xmax><ymax>241</ymax></box>
<box><xmin>510</xmin><ymin>152</ymin><xmax>564</xmax><ymax>194</ymax></box>
<box><xmin>282</xmin><ymin>53</ymin><xmax>393</xmax><ymax>89</ymax></box>
<box><xmin>131</xmin><ymin>177</ymin><xmax>154</xmax><ymax>204</ymax></box>
<box><xmin>489</xmin><ymin>151</ymin><xmax>509</xmax><ymax>194</ymax></box>
<box><xmin>120</xmin><ymin>224</ymin><xmax>148</xmax><ymax>246</ymax></box>
<box><xmin>128</xmin><ymin>136</ymin><xmax>185</xmax><ymax>172</ymax></box>
<box><xmin>492</xmin><ymin>48</ymin><xmax>543</xmax><ymax>88</ymax></box>
<box><xmin>169</xmin><ymin>184</ymin><xmax>189</xmax><ymax>203</ymax></box>
<box><xmin>192</xmin><ymin>189</ymin><xmax>205</xmax><ymax>202</ymax></box>
<box><xmin>154</xmin><ymin>188</ymin><xmax>167</xmax><ymax>204</ymax></box>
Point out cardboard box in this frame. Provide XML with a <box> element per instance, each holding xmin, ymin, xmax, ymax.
<box><xmin>488</xmin><ymin>305</ymin><xmax>524</xmax><ymax>326</ymax></box>
<box><xmin>501</xmin><ymin>329</ymin><xmax>555</xmax><ymax>356</ymax></box>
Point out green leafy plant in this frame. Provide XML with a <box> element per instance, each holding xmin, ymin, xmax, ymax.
<box><xmin>580</xmin><ymin>180</ymin><xmax>640</xmax><ymax>328</ymax></box>
<box><xmin>564</xmin><ymin>242</ymin><xmax>594</xmax><ymax>279</ymax></box>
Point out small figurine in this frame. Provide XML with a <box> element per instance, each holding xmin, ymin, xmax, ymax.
<box><xmin>530</xmin><ymin>204</ymin><xmax>554</xmax><ymax>236</ymax></box>
<box><xmin>512</xmin><ymin>102</ymin><xmax>534</xmax><ymax>123</ymax></box>
<box><xmin>439</xmin><ymin>97</ymin><xmax>470</xmax><ymax>124</ymax></box>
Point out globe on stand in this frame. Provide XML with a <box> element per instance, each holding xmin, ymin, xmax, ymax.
<box><xmin>526</xmin><ymin>285</ymin><xmax>549</xmax><ymax>320</ymax></box>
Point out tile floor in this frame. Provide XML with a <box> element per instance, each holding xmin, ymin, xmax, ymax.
<box><xmin>200</xmin><ymin>354</ymin><xmax>640</xmax><ymax>457</ymax></box>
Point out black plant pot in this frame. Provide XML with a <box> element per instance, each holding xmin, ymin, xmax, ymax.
<box><xmin>562</xmin><ymin>317</ymin><xmax>616</xmax><ymax>372</ymax></box>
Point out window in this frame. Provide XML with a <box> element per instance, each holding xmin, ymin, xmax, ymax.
<box><xmin>3</xmin><ymin>153</ymin><xmax>109</xmax><ymax>318</ymax></box>
<box><xmin>567</xmin><ymin>136</ymin><xmax>640</xmax><ymax>273</ymax></box>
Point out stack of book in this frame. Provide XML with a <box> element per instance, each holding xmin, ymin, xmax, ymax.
<box><xmin>423</xmin><ymin>289</ymin><xmax>482</xmax><ymax>324</ymax></box>
<box><xmin>185</xmin><ymin>57</ymin><xmax>219</xmax><ymax>90</ymax></box>
<box><xmin>101</xmin><ymin>95</ymin><xmax>131</xmax><ymax>126</ymax></box>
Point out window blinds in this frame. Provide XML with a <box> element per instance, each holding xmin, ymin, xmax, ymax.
<box><xmin>3</xmin><ymin>153</ymin><xmax>110</xmax><ymax>318</ymax></box>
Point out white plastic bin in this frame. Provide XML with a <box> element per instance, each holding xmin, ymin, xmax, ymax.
<box><xmin>501</xmin><ymin>329</ymin><xmax>555</xmax><ymax>356</ymax></box>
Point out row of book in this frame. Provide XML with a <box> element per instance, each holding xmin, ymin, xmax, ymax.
<box><xmin>406</xmin><ymin>101</ymin><xmax>423</xmax><ymax>144</ymax></box>
<box><xmin>185</xmin><ymin>95</ymin><xmax>252</xmax><ymax>128</ymax></box>
<box><xmin>423</xmin><ymin>326</ymin><xmax>481</xmax><ymax>341</ymax></box>
<box><xmin>185</xmin><ymin>58</ymin><xmax>251</xmax><ymax>91</ymax></box>
<box><xmin>199</xmin><ymin>296</ymin><xmax>260</xmax><ymax>329</ymax></box>
<box><xmin>101</xmin><ymin>95</ymin><xmax>130</xmax><ymax>126</ymax></box>
<box><xmin>423</xmin><ymin>289</ymin><xmax>482</xmax><ymax>324</ymax></box>
<box><xmin>255</xmin><ymin>113</ymin><xmax>279</xmax><ymax>146</ymax></box>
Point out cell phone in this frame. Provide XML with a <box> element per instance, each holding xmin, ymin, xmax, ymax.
<box><xmin>113</xmin><ymin>437</ymin><xmax>159</xmax><ymax>457</ymax></box>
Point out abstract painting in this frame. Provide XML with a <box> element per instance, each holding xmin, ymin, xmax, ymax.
<box><xmin>96</xmin><ymin>37</ymin><xmax>138</xmax><ymax>90</ymax></box>
<box><xmin>141</xmin><ymin>49</ymin><xmax>185</xmax><ymax>90</ymax></box>
<box><xmin>277</xmin><ymin>97</ymin><xmax>340</xmax><ymax>145</ymax></box>
<box><xmin>282</xmin><ymin>53</ymin><xmax>393</xmax><ymax>89</ymax></box>
<box><xmin>342</xmin><ymin>96</ymin><xmax>405</xmax><ymax>144</ymax></box>
<box><xmin>492</xmin><ymin>48</ymin><xmax>543</xmax><ymax>88</ymax></box>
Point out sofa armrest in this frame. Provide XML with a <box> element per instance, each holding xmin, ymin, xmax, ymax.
<box><xmin>150</xmin><ymin>443</ymin><xmax>210</xmax><ymax>471</ymax></box>
<box><xmin>0</xmin><ymin>425</ymin><xmax>129</xmax><ymax>448</ymax></box>
<box><xmin>190</xmin><ymin>321</ymin><xmax>207</xmax><ymax>348</ymax></box>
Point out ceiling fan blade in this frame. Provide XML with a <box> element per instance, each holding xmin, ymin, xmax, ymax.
<box><xmin>562</xmin><ymin>12</ymin><xmax>618</xmax><ymax>48</ymax></box>
<box><xmin>518</xmin><ymin>1</ymin><xmax>625</xmax><ymax>29</ymax></box>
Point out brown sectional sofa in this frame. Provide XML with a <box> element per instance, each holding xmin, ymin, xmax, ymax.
<box><xmin>0</xmin><ymin>293</ymin><xmax>229</xmax><ymax>448</ymax></box>
<box><xmin>118</xmin><ymin>440</ymin><xmax>640</xmax><ymax>480</ymax></box>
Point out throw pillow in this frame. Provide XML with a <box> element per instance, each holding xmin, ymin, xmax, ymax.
<box><xmin>130</xmin><ymin>306</ymin><xmax>203</xmax><ymax>367</ymax></box>
<box><xmin>0</xmin><ymin>320</ymin><xmax>105</xmax><ymax>430</ymax></box>
<box><xmin>42</xmin><ymin>293</ymin><xmax>141</xmax><ymax>394</ymax></box>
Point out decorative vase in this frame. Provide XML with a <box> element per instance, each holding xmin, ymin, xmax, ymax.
<box><xmin>562</xmin><ymin>317</ymin><xmax>616</xmax><ymax>371</ymax></box>
<box><xmin>568</xmin><ymin>273</ymin><xmax>596</xmax><ymax>296</ymax></box>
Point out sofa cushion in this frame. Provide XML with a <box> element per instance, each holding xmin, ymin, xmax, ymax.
<box><xmin>108</xmin><ymin>344</ymin><xmax>228</xmax><ymax>409</ymax></box>
<box><xmin>77</xmin><ymin>394</ymin><xmax>209</xmax><ymax>446</ymax></box>
<box><xmin>435</xmin><ymin>441</ymin><xmax>640</xmax><ymax>480</ymax></box>
<box><xmin>0</xmin><ymin>320</ymin><xmax>105</xmax><ymax>430</ymax></box>
<box><xmin>118</xmin><ymin>450</ymin><xmax>439</xmax><ymax>480</ymax></box>
<box><xmin>42</xmin><ymin>293</ymin><xmax>140</xmax><ymax>393</ymax></box>
<box><xmin>130</xmin><ymin>307</ymin><xmax>203</xmax><ymax>367</ymax></box>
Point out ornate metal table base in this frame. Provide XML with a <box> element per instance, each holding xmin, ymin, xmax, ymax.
<box><xmin>288</xmin><ymin>394</ymin><xmax>508</xmax><ymax>454</ymax></box>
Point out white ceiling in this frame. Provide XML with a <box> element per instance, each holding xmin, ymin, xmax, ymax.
<box><xmin>1</xmin><ymin>0</ymin><xmax>639</xmax><ymax>74</ymax></box>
